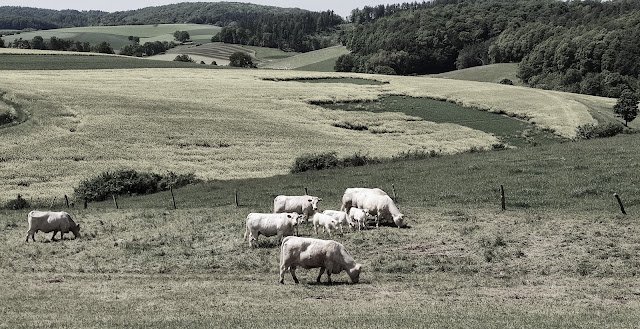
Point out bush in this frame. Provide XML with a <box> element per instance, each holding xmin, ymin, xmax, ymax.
<box><xmin>74</xmin><ymin>169</ymin><xmax>200</xmax><ymax>202</ymax></box>
<box><xmin>4</xmin><ymin>194</ymin><xmax>29</xmax><ymax>210</ymax></box>
<box><xmin>341</xmin><ymin>152</ymin><xmax>380</xmax><ymax>167</ymax></box>
<box><xmin>576</xmin><ymin>122</ymin><xmax>624</xmax><ymax>139</ymax></box>
<box><xmin>229</xmin><ymin>52</ymin><xmax>254</xmax><ymax>68</ymax></box>
<box><xmin>331</xmin><ymin>121</ymin><xmax>368</xmax><ymax>131</ymax></box>
<box><xmin>173</xmin><ymin>54</ymin><xmax>194</xmax><ymax>63</ymax></box>
<box><xmin>0</xmin><ymin>111</ymin><xmax>16</xmax><ymax>125</ymax></box>
<box><xmin>498</xmin><ymin>78</ymin><xmax>514</xmax><ymax>85</ymax></box>
<box><xmin>291</xmin><ymin>152</ymin><xmax>340</xmax><ymax>173</ymax></box>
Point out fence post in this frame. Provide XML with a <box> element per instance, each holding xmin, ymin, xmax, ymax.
<box><xmin>235</xmin><ymin>189</ymin><xmax>239</xmax><ymax>207</ymax></box>
<box><xmin>304</xmin><ymin>187</ymin><xmax>308</xmax><ymax>195</ymax></box>
<box><xmin>392</xmin><ymin>184</ymin><xmax>397</xmax><ymax>202</ymax></box>
<box><xmin>500</xmin><ymin>185</ymin><xmax>506</xmax><ymax>211</ymax></box>
<box><xmin>84</xmin><ymin>198</ymin><xmax>88</xmax><ymax>209</ymax></box>
<box><xmin>614</xmin><ymin>193</ymin><xmax>626</xmax><ymax>215</ymax></box>
<box><xmin>50</xmin><ymin>197</ymin><xmax>57</xmax><ymax>209</ymax></box>
<box><xmin>170</xmin><ymin>187</ymin><xmax>177</xmax><ymax>210</ymax></box>
<box><xmin>64</xmin><ymin>194</ymin><xmax>69</xmax><ymax>208</ymax></box>
<box><xmin>112</xmin><ymin>195</ymin><xmax>119</xmax><ymax>209</ymax></box>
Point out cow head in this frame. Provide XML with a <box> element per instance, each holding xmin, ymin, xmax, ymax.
<box><xmin>288</xmin><ymin>213</ymin><xmax>303</xmax><ymax>226</ymax></box>
<box><xmin>71</xmin><ymin>223</ymin><xmax>81</xmax><ymax>238</ymax></box>
<box><xmin>348</xmin><ymin>263</ymin><xmax>362</xmax><ymax>284</ymax></box>
<box><xmin>393</xmin><ymin>214</ymin><xmax>405</xmax><ymax>228</ymax></box>
<box><xmin>306</xmin><ymin>197</ymin><xmax>321</xmax><ymax>212</ymax></box>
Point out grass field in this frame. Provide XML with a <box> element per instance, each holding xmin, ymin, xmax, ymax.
<box><xmin>148</xmin><ymin>42</ymin><xmax>297</xmax><ymax>66</ymax></box>
<box><xmin>430</xmin><ymin>63</ymin><xmax>522</xmax><ymax>85</ymax></box>
<box><xmin>261</xmin><ymin>45</ymin><xmax>349</xmax><ymax>70</ymax></box>
<box><xmin>2</xmin><ymin>24</ymin><xmax>221</xmax><ymax>51</ymax></box>
<box><xmin>1</xmin><ymin>133</ymin><xmax>640</xmax><ymax>327</ymax></box>
<box><xmin>0</xmin><ymin>69</ymin><xmax>613</xmax><ymax>201</ymax></box>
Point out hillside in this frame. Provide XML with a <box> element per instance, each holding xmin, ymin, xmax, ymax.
<box><xmin>342</xmin><ymin>0</ymin><xmax>640</xmax><ymax>98</ymax></box>
<box><xmin>0</xmin><ymin>69</ymin><xmax>613</xmax><ymax>201</ymax></box>
<box><xmin>261</xmin><ymin>46</ymin><xmax>349</xmax><ymax>70</ymax></box>
<box><xmin>150</xmin><ymin>42</ymin><xmax>297</xmax><ymax>66</ymax></box>
<box><xmin>429</xmin><ymin>63</ymin><xmax>521</xmax><ymax>85</ymax></box>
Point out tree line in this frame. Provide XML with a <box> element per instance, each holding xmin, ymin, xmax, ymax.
<box><xmin>5</xmin><ymin>35</ymin><xmax>114</xmax><ymax>54</ymax></box>
<box><xmin>339</xmin><ymin>0</ymin><xmax>640</xmax><ymax>97</ymax></box>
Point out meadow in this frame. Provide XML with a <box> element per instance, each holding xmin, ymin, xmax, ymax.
<box><xmin>1</xmin><ymin>133</ymin><xmax>640</xmax><ymax>327</ymax></box>
<box><xmin>261</xmin><ymin>45</ymin><xmax>349</xmax><ymax>70</ymax></box>
<box><xmin>2</xmin><ymin>24</ymin><xmax>221</xmax><ymax>51</ymax></box>
<box><xmin>150</xmin><ymin>42</ymin><xmax>297</xmax><ymax>66</ymax></box>
<box><xmin>0</xmin><ymin>69</ymin><xmax>612</xmax><ymax>201</ymax></box>
<box><xmin>0</xmin><ymin>53</ymin><xmax>222</xmax><ymax>70</ymax></box>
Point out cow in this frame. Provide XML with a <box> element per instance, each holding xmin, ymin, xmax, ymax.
<box><xmin>311</xmin><ymin>213</ymin><xmax>338</xmax><ymax>238</ymax></box>
<box><xmin>322</xmin><ymin>210</ymin><xmax>354</xmax><ymax>233</ymax></box>
<box><xmin>358</xmin><ymin>194</ymin><xmax>405</xmax><ymax>228</ymax></box>
<box><xmin>273</xmin><ymin>195</ymin><xmax>322</xmax><ymax>235</ymax></box>
<box><xmin>340</xmin><ymin>188</ymin><xmax>388</xmax><ymax>213</ymax></box>
<box><xmin>26</xmin><ymin>211</ymin><xmax>81</xmax><ymax>242</ymax></box>
<box><xmin>279</xmin><ymin>236</ymin><xmax>362</xmax><ymax>284</ymax></box>
<box><xmin>348</xmin><ymin>207</ymin><xmax>374</xmax><ymax>231</ymax></box>
<box><xmin>244</xmin><ymin>212</ymin><xmax>301</xmax><ymax>247</ymax></box>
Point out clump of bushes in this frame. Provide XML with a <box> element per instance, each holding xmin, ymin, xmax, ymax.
<box><xmin>576</xmin><ymin>122</ymin><xmax>624</xmax><ymax>139</ymax></box>
<box><xmin>392</xmin><ymin>149</ymin><xmax>441</xmax><ymax>160</ymax></box>
<box><xmin>173</xmin><ymin>54</ymin><xmax>194</xmax><ymax>63</ymax></box>
<box><xmin>74</xmin><ymin>169</ymin><xmax>200</xmax><ymax>201</ymax></box>
<box><xmin>498</xmin><ymin>78</ymin><xmax>514</xmax><ymax>85</ymax></box>
<box><xmin>291</xmin><ymin>152</ymin><xmax>380</xmax><ymax>173</ymax></box>
<box><xmin>0</xmin><ymin>111</ymin><xmax>16</xmax><ymax>125</ymax></box>
<box><xmin>4</xmin><ymin>194</ymin><xmax>30</xmax><ymax>210</ymax></box>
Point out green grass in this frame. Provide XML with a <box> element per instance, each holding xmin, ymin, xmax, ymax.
<box><xmin>0</xmin><ymin>54</ymin><xmax>222</xmax><ymax>70</ymax></box>
<box><xmin>430</xmin><ymin>63</ymin><xmax>521</xmax><ymax>85</ymax></box>
<box><xmin>2</xmin><ymin>134</ymin><xmax>640</xmax><ymax>327</ymax></box>
<box><xmin>295</xmin><ymin>56</ymin><xmax>341</xmax><ymax>72</ymax></box>
<box><xmin>320</xmin><ymin>96</ymin><xmax>562</xmax><ymax>147</ymax></box>
<box><xmin>261</xmin><ymin>46</ymin><xmax>349</xmax><ymax>69</ymax></box>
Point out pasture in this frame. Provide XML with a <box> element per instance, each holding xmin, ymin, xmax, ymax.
<box><xmin>0</xmin><ymin>53</ymin><xmax>222</xmax><ymax>70</ymax></box>
<box><xmin>0</xmin><ymin>69</ymin><xmax>613</xmax><ymax>201</ymax></box>
<box><xmin>430</xmin><ymin>63</ymin><xmax>522</xmax><ymax>85</ymax></box>
<box><xmin>261</xmin><ymin>45</ymin><xmax>349</xmax><ymax>70</ymax></box>
<box><xmin>2</xmin><ymin>24</ymin><xmax>221</xmax><ymax>51</ymax></box>
<box><xmin>1</xmin><ymin>133</ymin><xmax>640</xmax><ymax>327</ymax></box>
<box><xmin>150</xmin><ymin>42</ymin><xmax>296</xmax><ymax>66</ymax></box>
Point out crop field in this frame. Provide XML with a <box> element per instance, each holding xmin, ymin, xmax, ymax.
<box><xmin>0</xmin><ymin>53</ymin><xmax>221</xmax><ymax>70</ymax></box>
<box><xmin>430</xmin><ymin>63</ymin><xmax>522</xmax><ymax>85</ymax></box>
<box><xmin>1</xmin><ymin>132</ymin><xmax>640</xmax><ymax>327</ymax></box>
<box><xmin>2</xmin><ymin>24</ymin><xmax>221</xmax><ymax>51</ymax></box>
<box><xmin>261</xmin><ymin>45</ymin><xmax>349</xmax><ymax>70</ymax></box>
<box><xmin>0</xmin><ymin>69</ymin><xmax>613</xmax><ymax>201</ymax></box>
<box><xmin>152</xmin><ymin>42</ymin><xmax>296</xmax><ymax>66</ymax></box>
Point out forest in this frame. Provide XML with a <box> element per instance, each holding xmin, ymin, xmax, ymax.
<box><xmin>340</xmin><ymin>0</ymin><xmax>640</xmax><ymax>97</ymax></box>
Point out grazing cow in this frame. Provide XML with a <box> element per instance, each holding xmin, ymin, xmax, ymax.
<box><xmin>26</xmin><ymin>211</ymin><xmax>81</xmax><ymax>242</ymax></box>
<box><xmin>273</xmin><ymin>195</ymin><xmax>322</xmax><ymax>235</ymax></box>
<box><xmin>244</xmin><ymin>212</ymin><xmax>301</xmax><ymax>247</ymax></box>
<box><xmin>340</xmin><ymin>188</ymin><xmax>388</xmax><ymax>213</ymax></box>
<box><xmin>322</xmin><ymin>210</ymin><xmax>354</xmax><ymax>233</ymax></box>
<box><xmin>348</xmin><ymin>207</ymin><xmax>374</xmax><ymax>231</ymax></box>
<box><xmin>311</xmin><ymin>213</ymin><xmax>338</xmax><ymax>238</ymax></box>
<box><xmin>358</xmin><ymin>194</ymin><xmax>404</xmax><ymax>228</ymax></box>
<box><xmin>279</xmin><ymin>236</ymin><xmax>362</xmax><ymax>284</ymax></box>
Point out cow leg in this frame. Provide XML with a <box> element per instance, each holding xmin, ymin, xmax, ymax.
<box><xmin>290</xmin><ymin>266</ymin><xmax>299</xmax><ymax>284</ymax></box>
<box><xmin>51</xmin><ymin>231</ymin><xmax>58</xmax><ymax>241</ymax></box>
<box><xmin>60</xmin><ymin>232</ymin><xmax>64</xmax><ymax>240</ymax></box>
<box><xmin>279</xmin><ymin>265</ymin><xmax>287</xmax><ymax>284</ymax></box>
<box><xmin>376</xmin><ymin>213</ymin><xmax>380</xmax><ymax>229</ymax></box>
<box><xmin>326</xmin><ymin>272</ymin><xmax>332</xmax><ymax>284</ymax></box>
<box><xmin>25</xmin><ymin>231</ymin><xmax>31</xmax><ymax>242</ymax></box>
<box><xmin>316</xmin><ymin>268</ymin><xmax>325</xmax><ymax>283</ymax></box>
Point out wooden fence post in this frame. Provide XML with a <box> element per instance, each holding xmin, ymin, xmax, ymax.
<box><xmin>235</xmin><ymin>189</ymin><xmax>239</xmax><ymax>207</ymax></box>
<box><xmin>500</xmin><ymin>185</ymin><xmax>506</xmax><ymax>211</ymax></box>
<box><xmin>64</xmin><ymin>194</ymin><xmax>69</xmax><ymax>208</ymax></box>
<box><xmin>304</xmin><ymin>187</ymin><xmax>308</xmax><ymax>195</ymax></box>
<box><xmin>614</xmin><ymin>193</ymin><xmax>626</xmax><ymax>215</ymax></box>
<box><xmin>170</xmin><ymin>187</ymin><xmax>177</xmax><ymax>210</ymax></box>
<box><xmin>112</xmin><ymin>195</ymin><xmax>119</xmax><ymax>209</ymax></box>
<box><xmin>84</xmin><ymin>198</ymin><xmax>88</xmax><ymax>209</ymax></box>
<box><xmin>392</xmin><ymin>184</ymin><xmax>397</xmax><ymax>202</ymax></box>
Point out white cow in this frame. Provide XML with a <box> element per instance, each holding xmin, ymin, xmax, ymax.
<box><xmin>26</xmin><ymin>211</ymin><xmax>81</xmax><ymax>242</ymax></box>
<box><xmin>244</xmin><ymin>212</ymin><xmax>301</xmax><ymax>247</ymax></box>
<box><xmin>348</xmin><ymin>207</ymin><xmax>374</xmax><ymax>231</ymax></box>
<box><xmin>358</xmin><ymin>194</ymin><xmax>405</xmax><ymax>228</ymax></box>
<box><xmin>322</xmin><ymin>210</ymin><xmax>354</xmax><ymax>233</ymax></box>
<box><xmin>273</xmin><ymin>195</ymin><xmax>322</xmax><ymax>235</ymax></box>
<box><xmin>340</xmin><ymin>187</ymin><xmax>388</xmax><ymax>213</ymax></box>
<box><xmin>311</xmin><ymin>213</ymin><xmax>338</xmax><ymax>238</ymax></box>
<box><xmin>279</xmin><ymin>236</ymin><xmax>362</xmax><ymax>284</ymax></box>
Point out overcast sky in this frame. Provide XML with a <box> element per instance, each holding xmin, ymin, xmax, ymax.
<box><xmin>0</xmin><ymin>0</ymin><xmax>403</xmax><ymax>17</ymax></box>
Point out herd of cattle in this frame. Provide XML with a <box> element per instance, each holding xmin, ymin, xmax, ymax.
<box><xmin>22</xmin><ymin>187</ymin><xmax>404</xmax><ymax>284</ymax></box>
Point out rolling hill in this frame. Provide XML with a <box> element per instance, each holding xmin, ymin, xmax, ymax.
<box><xmin>261</xmin><ymin>46</ymin><xmax>349</xmax><ymax>71</ymax></box>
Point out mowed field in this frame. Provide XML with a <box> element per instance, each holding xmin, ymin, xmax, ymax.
<box><xmin>261</xmin><ymin>45</ymin><xmax>349</xmax><ymax>70</ymax></box>
<box><xmin>2</xmin><ymin>24</ymin><xmax>221</xmax><ymax>50</ymax></box>
<box><xmin>0</xmin><ymin>68</ymin><xmax>611</xmax><ymax>201</ymax></box>
<box><xmin>150</xmin><ymin>42</ymin><xmax>297</xmax><ymax>66</ymax></box>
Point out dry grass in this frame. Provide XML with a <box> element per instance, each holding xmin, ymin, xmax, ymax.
<box><xmin>261</xmin><ymin>46</ymin><xmax>349</xmax><ymax>69</ymax></box>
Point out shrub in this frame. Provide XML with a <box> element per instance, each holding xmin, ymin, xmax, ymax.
<box><xmin>0</xmin><ymin>111</ymin><xmax>16</xmax><ymax>125</ymax></box>
<box><xmin>291</xmin><ymin>152</ymin><xmax>340</xmax><ymax>173</ymax></box>
<box><xmin>498</xmin><ymin>78</ymin><xmax>514</xmax><ymax>85</ymax></box>
<box><xmin>173</xmin><ymin>54</ymin><xmax>194</xmax><ymax>63</ymax></box>
<box><xmin>331</xmin><ymin>121</ymin><xmax>368</xmax><ymax>131</ymax></box>
<box><xmin>74</xmin><ymin>169</ymin><xmax>200</xmax><ymax>202</ymax></box>
<box><xmin>4</xmin><ymin>194</ymin><xmax>29</xmax><ymax>210</ymax></box>
<box><xmin>229</xmin><ymin>52</ymin><xmax>254</xmax><ymax>68</ymax></box>
<box><xmin>576</xmin><ymin>122</ymin><xmax>624</xmax><ymax>139</ymax></box>
<box><xmin>341</xmin><ymin>152</ymin><xmax>380</xmax><ymax>167</ymax></box>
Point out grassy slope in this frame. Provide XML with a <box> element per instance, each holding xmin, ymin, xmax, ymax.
<box><xmin>149</xmin><ymin>42</ymin><xmax>296</xmax><ymax>66</ymax></box>
<box><xmin>1</xmin><ymin>134</ymin><xmax>640</xmax><ymax>327</ymax></box>
<box><xmin>0</xmin><ymin>69</ymin><xmax>612</xmax><ymax>200</ymax></box>
<box><xmin>430</xmin><ymin>63</ymin><xmax>522</xmax><ymax>85</ymax></box>
<box><xmin>0</xmin><ymin>54</ymin><xmax>221</xmax><ymax>70</ymax></box>
<box><xmin>261</xmin><ymin>45</ymin><xmax>349</xmax><ymax>69</ymax></box>
<box><xmin>3</xmin><ymin>24</ymin><xmax>221</xmax><ymax>50</ymax></box>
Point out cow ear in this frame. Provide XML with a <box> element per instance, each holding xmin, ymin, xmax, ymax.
<box><xmin>307</xmin><ymin>199</ymin><xmax>312</xmax><ymax>203</ymax></box>
<box><xmin>287</xmin><ymin>214</ymin><xmax>292</xmax><ymax>218</ymax></box>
